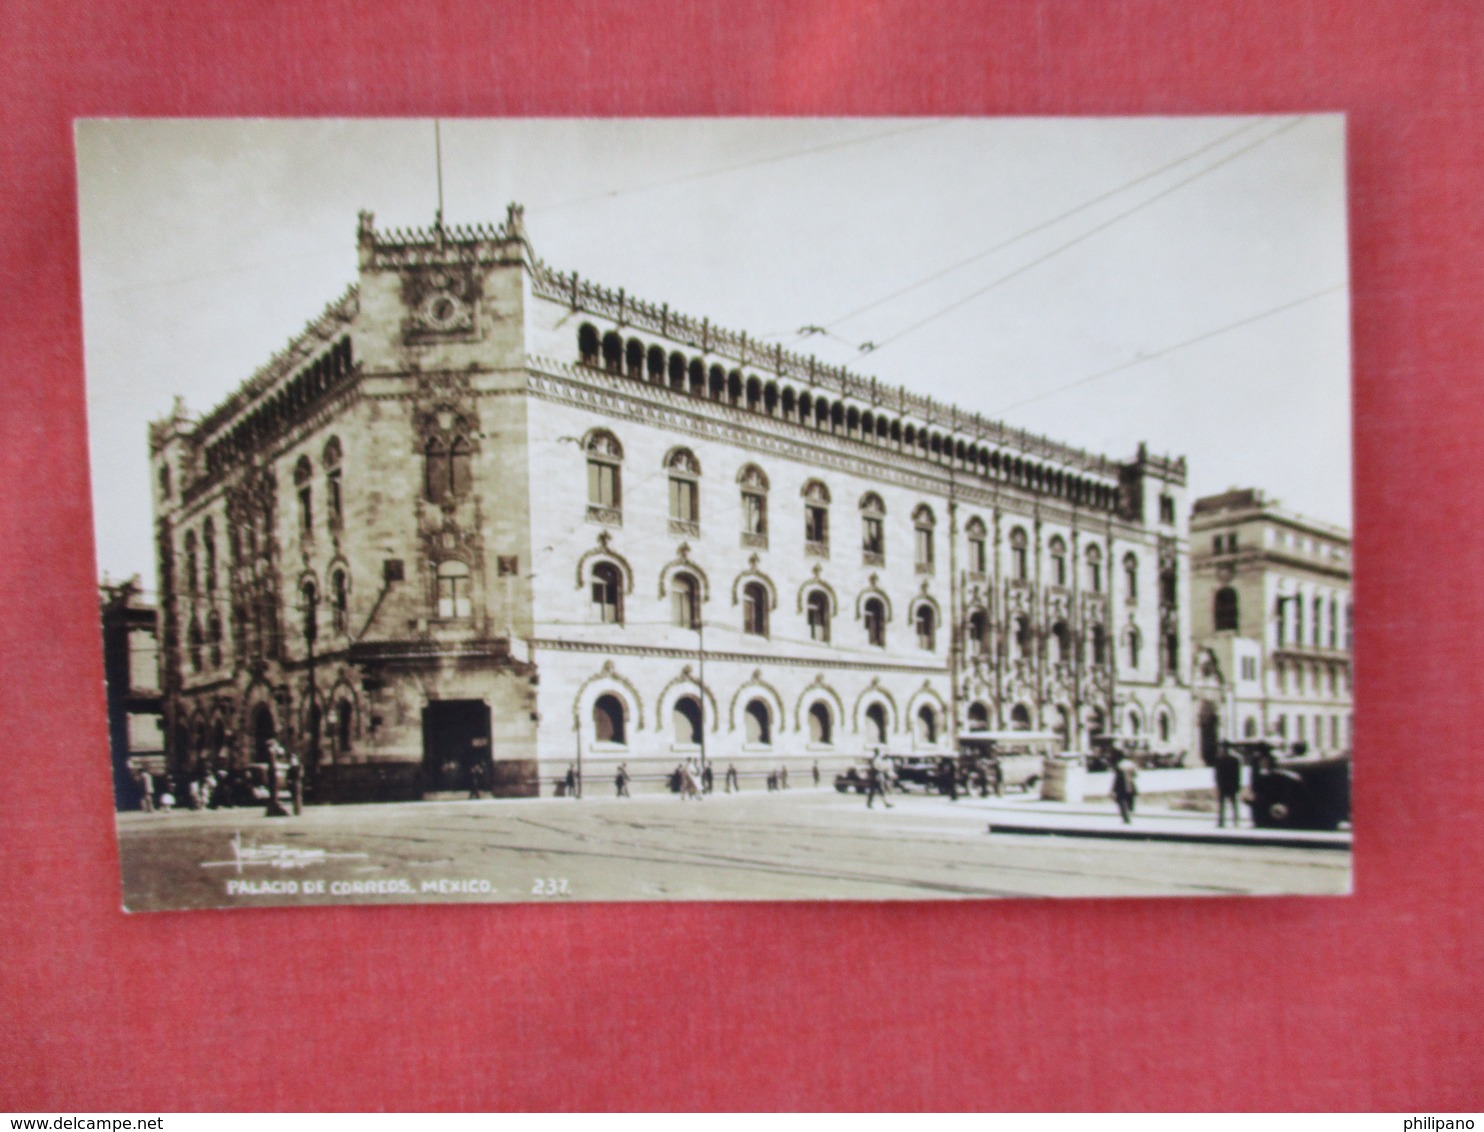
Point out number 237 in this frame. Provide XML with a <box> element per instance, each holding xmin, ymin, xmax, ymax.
<box><xmin>532</xmin><ymin>877</ymin><xmax>569</xmax><ymax>896</ymax></box>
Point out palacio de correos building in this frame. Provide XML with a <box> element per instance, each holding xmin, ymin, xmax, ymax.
<box><xmin>149</xmin><ymin>207</ymin><xmax>1194</xmax><ymax>800</ymax></box>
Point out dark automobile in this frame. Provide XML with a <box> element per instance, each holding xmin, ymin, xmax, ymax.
<box><xmin>1247</xmin><ymin>754</ymin><xmax>1351</xmax><ymax>830</ymax></box>
<box><xmin>834</xmin><ymin>767</ymin><xmax>867</xmax><ymax>794</ymax></box>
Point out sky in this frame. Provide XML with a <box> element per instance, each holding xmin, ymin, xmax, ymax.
<box><xmin>76</xmin><ymin>116</ymin><xmax>1351</xmax><ymax>592</ymax></box>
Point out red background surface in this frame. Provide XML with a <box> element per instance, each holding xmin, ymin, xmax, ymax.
<box><xmin>2</xmin><ymin>0</ymin><xmax>1481</xmax><ymax>1112</ymax></box>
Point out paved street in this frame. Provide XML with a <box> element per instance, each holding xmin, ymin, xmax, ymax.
<box><xmin>117</xmin><ymin>788</ymin><xmax>1351</xmax><ymax>911</ymax></box>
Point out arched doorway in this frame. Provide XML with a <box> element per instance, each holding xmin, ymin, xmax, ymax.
<box><xmin>864</xmin><ymin>702</ymin><xmax>888</xmax><ymax>746</ymax></box>
<box><xmin>1010</xmin><ymin>703</ymin><xmax>1032</xmax><ymax>732</ymax></box>
<box><xmin>672</xmin><ymin>696</ymin><xmax>702</xmax><ymax>746</ymax></box>
<box><xmin>252</xmin><ymin>704</ymin><xmax>276</xmax><ymax>765</ymax></box>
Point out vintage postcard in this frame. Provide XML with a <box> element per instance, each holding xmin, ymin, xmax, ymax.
<box><xmin>77</xmin><ymin>118</ymin><xmax>1352</xmax><ymax>909</ymax></box>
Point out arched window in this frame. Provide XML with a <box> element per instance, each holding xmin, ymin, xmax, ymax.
<box><xmin>1128</xmin><ymin>626</ymin><xmax>1143</xmax><ymax>669</ymax></box>
<box><xmin>1091</xmin><ymin>623</ymin><xmax>1107</xmax><ymax>665</ymax></box>
<box><xmin>330</xmin><ymin>568</ymin><xmax>348</xmax><ymax>634</ymax></box>
<box><xmin>803</xmin><ymin>480</ymin><xmax>830</xmax><ymax>554</ymax></box>
<box><xmin>1161</xmin><ymin>565</ymin><xmax>1177</xmax><ymax>608</ymax></box>
<box><xmin>916</xmin><ymin>704</ymin><xmax>938</xmax><ymax>745</ymax></box>
<box><xmin>673</xmin><ymin>696</ymin><xmax>702</xmax><ymax>746</ymax></box>
<box><xmin>1051</xmin><ymin>620</ymin><xmax>1071</xmax><ymax>664</ymax></box>
<box><xmin>207</xmin><ymin>611</ymin><xmax>222</xmax><ymax>669</ymax></box>
<box><xmin>1086</xmin><ymin>544</ymin><xmax>1103</xmax><ymax>593</ymax></box>
<box><xmin>967</xmin><ymin>610</ymin><xmax>988</xmax><ymax>655</ymax></box>
<box><xmin>424</xmin><ymin>437</ymin><xmax>470</xmax><ymax>504</ymax></box>
<box><xmin>1010</xmin><ymin>704</ymin><xmax>1032</xmax><ymax>732</ymax></box>
<box><xmin>1128</xmin><ymin>708</ymin><xmax>1143</xmax><ymax>737</ymax></box>
<box><xmin>586</xmin><ymin>431</ymin><xmax>622</xmax><ymax>522</ymax></box>
<box><xmin>591</xmin><ymin>563</ymin><xmax>622</xmax><ymax>624</ymax></box>
<box><xmin>324</xmin><ymin>436</ymin><xmax>343</xmax><ymax>531</ymax></box>
<box><xmin>1244</xmin><ymin>716</ymin><xmax>1258</xmax><ymax>739</ymax></box>
<box><xmin>915</xmin><ymin>603</ymin><xmax>937</xmax><ymax>651</ymax></box>
<box><xmin>966</xmin><ymin>517</ymin><xmax>988</xmax><ymax>576</ymax></box>
<box><xmin>593</xmin><ymin>694</ymin><xmax>626</xmax><ymax>745</ymax></box>
<box><xmin>865</xmin><ymin>703</ymin><xmax>888</xmax><ymax>745</ymax></box>
<box><xmin>667</xmin><ymin>448</ymin><xmax>700</xmax><ymax>532</ymax></box>
<box><xmin>744</xmin><ymin>699</ymin><xmax>772</xmax><ymax>745</ymax></box>
<box><xmin>1164</xmin><ymin>632</ymin><xmax>1179</xmax><ymax>672</ymax></box>
<box><xmin>202</xmin><ymin>519</ymin><xmax>217</xmax><ymax>594</ymax></box>
<box><xmin>335</xmin><ymin>698</ymin><xmax>354</xmax><ymax>755</ymax></box>
<box><xmin>295</xmin><ymin>455</ymin><xmax>314</xmax><ymax>534</ymax></box>
<box><xmin>1014</xmin><ymin>614</ymin><xmax>1032</xmax><ymax>660</ymax></box>
<box><xmin>967</xmin><ymin>702</ymin><xmax>990</xmax><ymax>731</ymax></box>
<box><xmin>807</xmin><ymin>702</ymin><xmax>833</xmax><ymax>745</ymax></box>
<box><xmin>1157</xmin><ymin>711</ymin><xmax>1172</xmax><ymax>743</ymax></box>
<box><xmin>1049</xmin><ymin>536</ymin><xmax>1068</xmax><ymax>587</ymax></box>
<box><xmin>739</xmin><ymin>464</ymin><xmax>768</xmax><ymax>547</ymax></box>
<box><xmin>860</xmin><ymin>492</ymin><xmax>885</xmax><ymax>563</ymax></box>
<box><xmin>913</xmin><ymin>504</ymin><xmax>936</xmax><ymax>573</ymax></box>
<box><xmin>158</xmin><ymin>464</ymin><xmax>171</xmax><ymax>500</ymax></box>
<box><xmin>1123</xmin><ymin>553</ymin><xmax>1138</xmax><ymax>602</ymax></box>
<box><xmin>1010</xmin><ymin>527</ymin><xmax>1028</xmax><ymax>581</ymax></box>
<box><xmin>864</xmin><ymin>597</ymin><xmax>886</xmax><ymax>648</ymax></box>
<box><xmin>671</xmin><ymin>572</ymin><xmax>699</xmax><ymax>629</ymax></box>
<box><xmin>742</xmin><ymin>581</ymin><xmax>769</xmax><ymax>637</ymax></box>
<box><xmin>1214</xmin><ymin>586</ymin><xmax>1239</xmax><ymax>631</ymax></box>
<box><xmin>437</xmin><ymin>561</ymin><xmax>471</xmax><ymax>620</ymax></box>
<box><xmin>183</xmin><ymin>531</ymin><xmax>198</xmax><ymax>597</ymax></box>
<box><xmin>805</xmin><ymin>589</ymin><xmax>831</xmax><ymax>643</ymax></box>
<box><xmin>578</xmin><ymin>323</ymin><xmax>600</xmax><ymax>366</ymax></box>
<box><xmin>188</xmin><ymin>615</ymin><xmax>203</xmax><ymax>673</ymax></box>
<box><xmin>301</xmin><ymin>579</ymin><xmax>319</xmax><ymax>642</ymax></box>
<box><xmin>601</xmin><ymin>331</ymin><xmax>623</xmax><ymax>373</ymax></box>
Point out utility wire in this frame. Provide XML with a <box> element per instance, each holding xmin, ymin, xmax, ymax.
<box><xmin>864</xmin><ymin>116</ymin><xmax>1308</xmax><ymax>357</ymax></box>
<box><xmin>992</xmin><ymin>282</ymin><xmax>1346</xmax><ymax>415</ymax></box>
<box><xmin>824</xmin><ymin>118</ymin><xmax>1268</xmax><ymax>331</ymax></box>
<box><xmin>531</xmin><ymin>120</ymin><xmax>949</xmax><ymax>214</ymax></box>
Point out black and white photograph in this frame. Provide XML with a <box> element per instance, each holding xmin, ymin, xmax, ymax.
<box><xmin>78</xmin><ymin>117</ymin><xmax>1353</xmax><ymax>910</ymax></box>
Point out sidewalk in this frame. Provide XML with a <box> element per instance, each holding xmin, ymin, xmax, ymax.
<box><xmin>969</xmin><ymin>790</ymin><xmax>1351</xmax><ymax>849</ymax></box>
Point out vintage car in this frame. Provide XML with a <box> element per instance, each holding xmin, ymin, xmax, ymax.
<box><xmin>1247</xmin><ymin>753</ymin><xmax>1352</xmax><ymax>830</ymax></box>
<box><xmin>956</xmin><ymin>730</ymin><xmax>1062</xmax><ymax>793</ymax></box>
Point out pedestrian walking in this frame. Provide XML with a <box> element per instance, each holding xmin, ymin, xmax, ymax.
<box><xmin>865</xmin><ymin>754</ymin><xmax>893</xmax><ymax>810</ymax></box>
<box><xmin>564</xmin><ymin>764</ymin><xmax>578</xmax><ymax>799</ymax></box>
<box><xmin>725</xmin><ymin>762</ymin><xmax>739</xmax><ymax>792</ymax></box>
<box><xmin>812</xmin><ymin>760</ymin><xmax>821</xmax><ymax>788</ymax></box>
<box><xmin>468</xmin><ymin>758</ymin><xmax>488</xmax><ymax>799</ymax></box>
<box><xmin>780</xmin><ymin>766</ymin><xmax>789</xmax><ymax>790</ymax></box>
<box><xmin>137</xmin><ymin>769</ymin><xmax>154</xmax><ymax>813</ymax></box>
<box><xmin>1214</xmin><ymin>746</ymin><xmax>1243</xmax><ymax>828</ymax></box>
<box><xmin>938</xmin><ymin>757</ymin><xmax>959</xmax><ymax>801</ymax></box>
<box><xmin>702</xmin><ymin>763</ymin><xmax>714</xmax><ymax>794</ymax></box>
<box><xmin>287</xmin><ymin>753</ymin><xmax>304</xmax><ymax>816</ymax></box>
<box><xmin>1111</xmin><ymin>752</ymin><xmax>1138</xmax><ymax>824</ymax></box>
<box><xmin>615</xmin><ymin>762</ymin><xmax>630</xmax><ymax>797</ymax></box>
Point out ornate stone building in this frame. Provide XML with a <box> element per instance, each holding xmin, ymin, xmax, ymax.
<box><xmin>1189</xmin><ymin>488</ymin><xmax>1353</xmax><ymax>762</ymax></box>
<box><xmin>150</xmin><ymin>207</ymin><xmax>1193</xmax><ymax>799</ymax></box>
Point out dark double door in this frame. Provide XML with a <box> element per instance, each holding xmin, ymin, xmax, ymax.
<box><xmin>422</xmin><ymin>700</ymin><xmax>492</xmax><ymax>795</ymax></box>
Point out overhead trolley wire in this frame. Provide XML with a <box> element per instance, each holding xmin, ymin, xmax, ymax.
<box><xmin>991</xmin><ymin>282</ymin><xmax>1346</xmax><ymax>415</ymax></box>
<box><xmin>861</xmin><ymin>116</ymin><xmax>1309</xmax><ymax>358</ymax></box>
<box><xmin>823</xmin><ymin>117</ymin><xmax>1269</xmax><ymax>332</ymax></box>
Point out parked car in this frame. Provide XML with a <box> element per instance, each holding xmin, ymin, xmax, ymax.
<box><xmin>1247</xmin><ymin>754</ymin><xmax>1351</xmax><ymax>830</ymax></box>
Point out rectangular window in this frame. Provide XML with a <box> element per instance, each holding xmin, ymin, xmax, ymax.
<box><xmin>327</xmin><ymin>470</ymin><xmax>343</xmax><ymax>529</ymax></box>
<box><xmin>805</xmin><ymin>505</ymin><xmax>828</xmax><ymax>546</ymax></box>
<box><xmin>437</xmin><ymin>577</ymin><xmax>470</xmax><ymax>619</ymax></box>
<box><xmin>589</xmin><ymin>463</ymin><xmax>617</xmax><ymax>507</ymax></box>
<box><xmin>915</xmin><ymin>528</ymin><xmax>934</xmax><ymax>569</ymax></box>
<box><xmin>743</xmin><ymin>493</ymin><xmax>766</xmax><ymax>534</ymax></box>
<box><xmin>670</xmin><ymin>478</ymin><xmax>697</xmax><ymax>523</ymax></box>
<box><xmin>299</xmin><ymin>487</ymin><xmax>313</xmax><ymax>534</ymax></box>
<box><xmin>863</xmin><ymin>517</ymin><xmax>884</xmax><ymax>556</ymax></box>
<box><xmin>970</xmin><ymin>539</ymin><xmax>986</xmax><ymax>575</ymax></box>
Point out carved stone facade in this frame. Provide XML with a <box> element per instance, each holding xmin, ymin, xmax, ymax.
<box><xmin>150</xmin><ymin>209</ymin><xmax>1192</xmax><ymax>799</ymax></box>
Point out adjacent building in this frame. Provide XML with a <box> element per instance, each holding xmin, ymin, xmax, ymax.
<box><xmin>100</xmin><ymin>577</ymin><xmax>164</xmax><ymax>809</ymax></box>
<box><xmin>1189</xmin><ymin>488</ymin><xmax>1352</xmax><ymax>762</ymax></box>
<box><xmin>149</xmin><ymin>207</ymin><xmax>1194</xmax><ymax>799</ymax></box>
